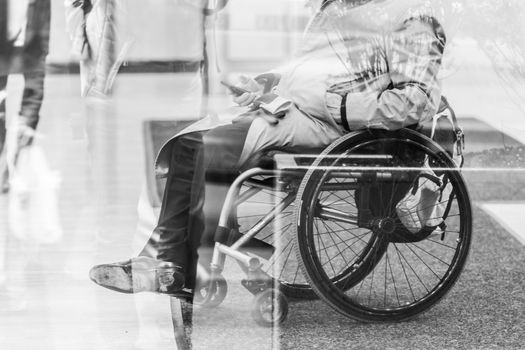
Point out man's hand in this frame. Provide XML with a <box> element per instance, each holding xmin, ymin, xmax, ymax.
<box><xmin>232</xmin><ymin>76</ymin><xmax>264</xmax><ymax>107</ymax></box>
<box><xmin>16</xmin><ymin>124</ymin><xmax>35</xmax><ymax>148</ymax></box>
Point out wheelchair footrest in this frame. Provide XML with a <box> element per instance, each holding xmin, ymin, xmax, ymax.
<box><xmin>241</xmin><ymin>269</ymin><xmax>273</xmax><ymax>295</ymax></box>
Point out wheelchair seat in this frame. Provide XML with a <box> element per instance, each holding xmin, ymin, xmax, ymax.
<box><xmin>250</xmin><ymin>148</ymin><xmax>326</xmax><ymax>170</ymax></box>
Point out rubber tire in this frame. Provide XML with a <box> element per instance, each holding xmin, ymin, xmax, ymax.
<box><xmin>294</xmin><ymin>129</ymin><xmax>472</xmax><ymax>322</ymax></box>
<box><xmin>194</xmin><ymin>274</ymin><xmax>228</xmax><ymax>308</ymax></box>
<box><xmin>251</xmin><ymin>288</ymin><xmax>289</xmax><ymax>327</ymax></box>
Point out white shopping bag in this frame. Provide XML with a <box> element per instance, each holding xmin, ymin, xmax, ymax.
<box><xmin>8</xmin><ymin>145</ymin><xmax>63</xmax><ymax>244</ymax></box>
<box><xmin>395</xmin><ymin>167</ymin><xmax>451</xmax><ymax>234</ymax></box>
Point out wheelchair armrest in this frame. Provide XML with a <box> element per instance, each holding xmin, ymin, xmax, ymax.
<box><xmin>273</xmin><ymin>152</ymin><xmax>322</xmax><ymax>170</ymax></box>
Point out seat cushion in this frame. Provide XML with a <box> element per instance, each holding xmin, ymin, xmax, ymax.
<box><xmin>255</xmin><ymin>148</ymin><xmax>325</xmax><ymax>170</ymax></box>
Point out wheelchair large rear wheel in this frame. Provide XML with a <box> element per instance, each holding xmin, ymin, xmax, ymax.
<box><xmin>295</xmin><ymin>129</ymin><xmax>472</xmax><ymax>322</ymax></box>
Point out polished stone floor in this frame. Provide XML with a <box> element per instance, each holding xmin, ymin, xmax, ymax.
<box><xmin>0</xmin><ymin>67</ymin><xmax>524</xmax><ymax>349</ymax></box>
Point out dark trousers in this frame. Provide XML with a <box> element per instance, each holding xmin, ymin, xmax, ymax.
<box><xmin>0</xmin><ymin>67</ymin><xmax>46</xmax><ymax>154</ymax></box>
<box><xmin>0</xmin><ymin>78</ymin><xmax>5</xmax><ymax>155</ymax></box>
<box><xmin>139</xmin><ymin>121</ymin><xmax>253</xmax><ymax>289</ymax></box>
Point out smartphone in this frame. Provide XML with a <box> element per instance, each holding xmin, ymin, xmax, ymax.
<box><xmin>221</xmin><ymin>81</ymin><xmax>249</xmax><ymax>96</ymax></box>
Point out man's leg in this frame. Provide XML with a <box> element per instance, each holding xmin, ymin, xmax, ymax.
<box><xmin>89</xmin><ymin>120</ymin><xmax>255</xmax><ymax>294</ymax></box>
<box><xmin>138</xmin><ymin>122</ymin><xmax>255</xmax><ymax>290</ymax></box>
<box><xmin>140</xmin><ymin>131</ymin><xmax>205</xmax><ymax>283</ymax></box>
<box><xmin>19</xmin><ymin>70</ymin><xmax>45</xmax><ymax>129</ymax></box>
<box><xmin>141</xmin><ymin>121</ymin><xmax>255</xmax><ymax>290</ymax></box>
<box><xmin>89</xmin><ymin>131</ymin><xmax>206</xmax><ymax>294</ymax></box>
<box><xmin>0</xmin><ymin>75</ymin><xmax>7</xmax><ymax>154</ymax></box>
<box><xmin>17</xmin><ymin>67</ymin><xmax>46</xmax><ymax>147</ymax></box>
<box><xmin>187</xmin><ymin>121</ymin><xmax>254</xmax><ymax>288</ymax></box>
<box><xmin>0</xmin><ymin>75</ymin><xmax>8</xmax><ymax>192</ymax></box>
<box><xmin>90</xmin><ymin>111</ymin><xmax>341</xmax><ymax>295</ymax></box>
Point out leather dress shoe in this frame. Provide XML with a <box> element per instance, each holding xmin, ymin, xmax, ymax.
<box><xmin>89</xmin><ymin>256</ymin><xmax>185</xmax><ymax>295</ymax></box>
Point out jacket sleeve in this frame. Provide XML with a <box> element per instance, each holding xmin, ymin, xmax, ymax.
<box><xmin>344</xmin><ymin>16</ymin><xmax>446</xmax><ymax>130</ymax></box>
<box><xmin>64</xmin><ymin>0</ymin><xmax>90</xmax><ymax>58</ymax></box>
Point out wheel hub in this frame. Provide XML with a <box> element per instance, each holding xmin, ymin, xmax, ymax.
<box><xmin>376</xmin><ymin>218</ymin><xmax>396</xmax><ymax>234</ymax></box>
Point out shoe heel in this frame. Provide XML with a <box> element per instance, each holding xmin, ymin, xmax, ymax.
<box><xmin>157</xmin><ymin>262</ymin><xmax>185</xmax><ymax>293</ymax></box>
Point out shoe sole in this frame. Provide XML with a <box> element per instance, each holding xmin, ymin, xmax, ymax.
<box><xmin>89</xmin><ymin>265</ymin><xmax>138</xmax><ymax>294</ymax></box>
<box><xmin>89</xmin><ymin>264</ymin><xmax>185</xmax><ymax>294</ymax></box>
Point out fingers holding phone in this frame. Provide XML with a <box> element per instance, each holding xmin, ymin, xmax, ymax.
<box><xmin>223</xmin><ymin>76</ymin><xmax>263</xmax><ymax>106</ymax></box>
<box><xmin>233</xmin><ymin>91</ymin><xmax>258</xmax><ymax>106</ymax></box>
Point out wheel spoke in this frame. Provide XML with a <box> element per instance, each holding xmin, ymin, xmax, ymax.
<box><xmin>393</xmin><ymin>243</ymin><xmax>417</xmax><ymax>302</ymax></box>
<box><xmin>237</xmin><ymin>185</ymin><xmax>312</xmax><ymax>298</ymax></box>
<box><xmin>409</xmin><ymin>241</ymin><xmax>455</xmax><ymax>267</ymax></box>
<box><xmin>295</xmin><ymin>131</ymin><xmax>471</xmax><ymax>320</ymax></box>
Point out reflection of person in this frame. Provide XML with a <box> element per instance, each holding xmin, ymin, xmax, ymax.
<box><xmin>90</xmin><ymin>0</ymin><xmax>447</xmax><ymax>295</ymax></box>
<box><xmin>65</xmin><ymin>0</ymin><xmax>128</xmax><ymax>98</ymax></box>
<box><xmin>0</xmin><ymin>0</ymin><xmax>51</xmax><ymax>311</ymax></box>
<box><xmin>0</xmin><ymin>0</ymin><xmax>51</xmax><ymax>192</ymax></box>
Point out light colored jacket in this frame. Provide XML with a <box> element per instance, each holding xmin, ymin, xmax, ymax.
<box><xmin>65</xmin><ymin>0</ymin><xmax>131</xmax><ymax>97</ymax></box>
<box><xmin>277</xmin><ymin>0</ymin><xmax>446</xmax><ymax>131</ymax></box>
<box><xmin>155</xmin><ymin>0</ymin><xmax>447</xmax><ymax>177</ymax></box>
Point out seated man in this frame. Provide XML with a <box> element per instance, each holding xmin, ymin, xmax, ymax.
<box><xmin>89</xmin><ymin>0</ymin><xmax>447</xmax><ymax>295</ymax></box>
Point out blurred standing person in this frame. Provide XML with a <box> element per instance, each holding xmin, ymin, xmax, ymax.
<box><xmin>65</xmin><ymin>0</ymin><xmax>130</xmax><ymax>227</ymax></box>
<box><xmin>65</xmin><ymin>0</ymin><xmax>130</xmax><ymax>98</ymax></box>
<box><xmin>0</xmin><ymin>0</ymin><xmax>51</xmax><ymax>192</ymax></box>
<box><xmin>0</xmin><ymin>0</ymin><xmax>51</xmax><ymax>312</ymax></box>
<box><xmin>64</xmin><ymin>0</ymin><xmax>131</xmax><ymax>259</ymax></box>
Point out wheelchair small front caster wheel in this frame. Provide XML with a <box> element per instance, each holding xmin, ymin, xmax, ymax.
<box><xmin>194</xmin><ymin>274</ymin><xmax>228</xmax><ymax>308</ymax></box>
<box><xmin>251</xmin><ymin>288</ymin><xmax>288</xmax><ymax>327</ymax></box>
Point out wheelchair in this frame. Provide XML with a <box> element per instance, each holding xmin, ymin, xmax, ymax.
<box><xmin>194</xmin><ymin>126</ymin><xmax>472</xmax><ymax>327</ymax></box>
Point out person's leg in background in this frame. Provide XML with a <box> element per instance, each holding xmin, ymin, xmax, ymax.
<box><xmin>0</xmin><ymin>74</ymin><xmax>8</xmax><ymax>297</ymax></box>
<box><xmin>0</xmin><ymin>74</ymin><xmax>29</xmax><ymax>311</ymax></box>
<box><xmin>0</xmin><ymin>76</ymin><xmax>7</xmax><ymax>152</ymax></box>
<box><xmin>17</xmin><ymin>65</ymin><xmax>46</xmax><ymax>147</ymax></box>
<box><xmin>0</xmin><ymin>75</ymin><xmax>8</xmax><ymax>192</ymax></box>
<box><xmin>0</xmin><ymin>63</ymin><xmax>46</xmax><ymax>193</ymax></box>
<box><xmin>0</xmin><ymin>75</ymin><xmax>6</xmax><ymax>191</ymax></box>
<box><xmin>16</xmin><ymin>0</ymin><xmax>50</xmax><ymax>148</ymax></box>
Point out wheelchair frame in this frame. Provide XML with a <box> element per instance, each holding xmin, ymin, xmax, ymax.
<box><xmin>196</xmin><ymin>128</ymin><xmax>472</xmax><ymax>327</ymax></box>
